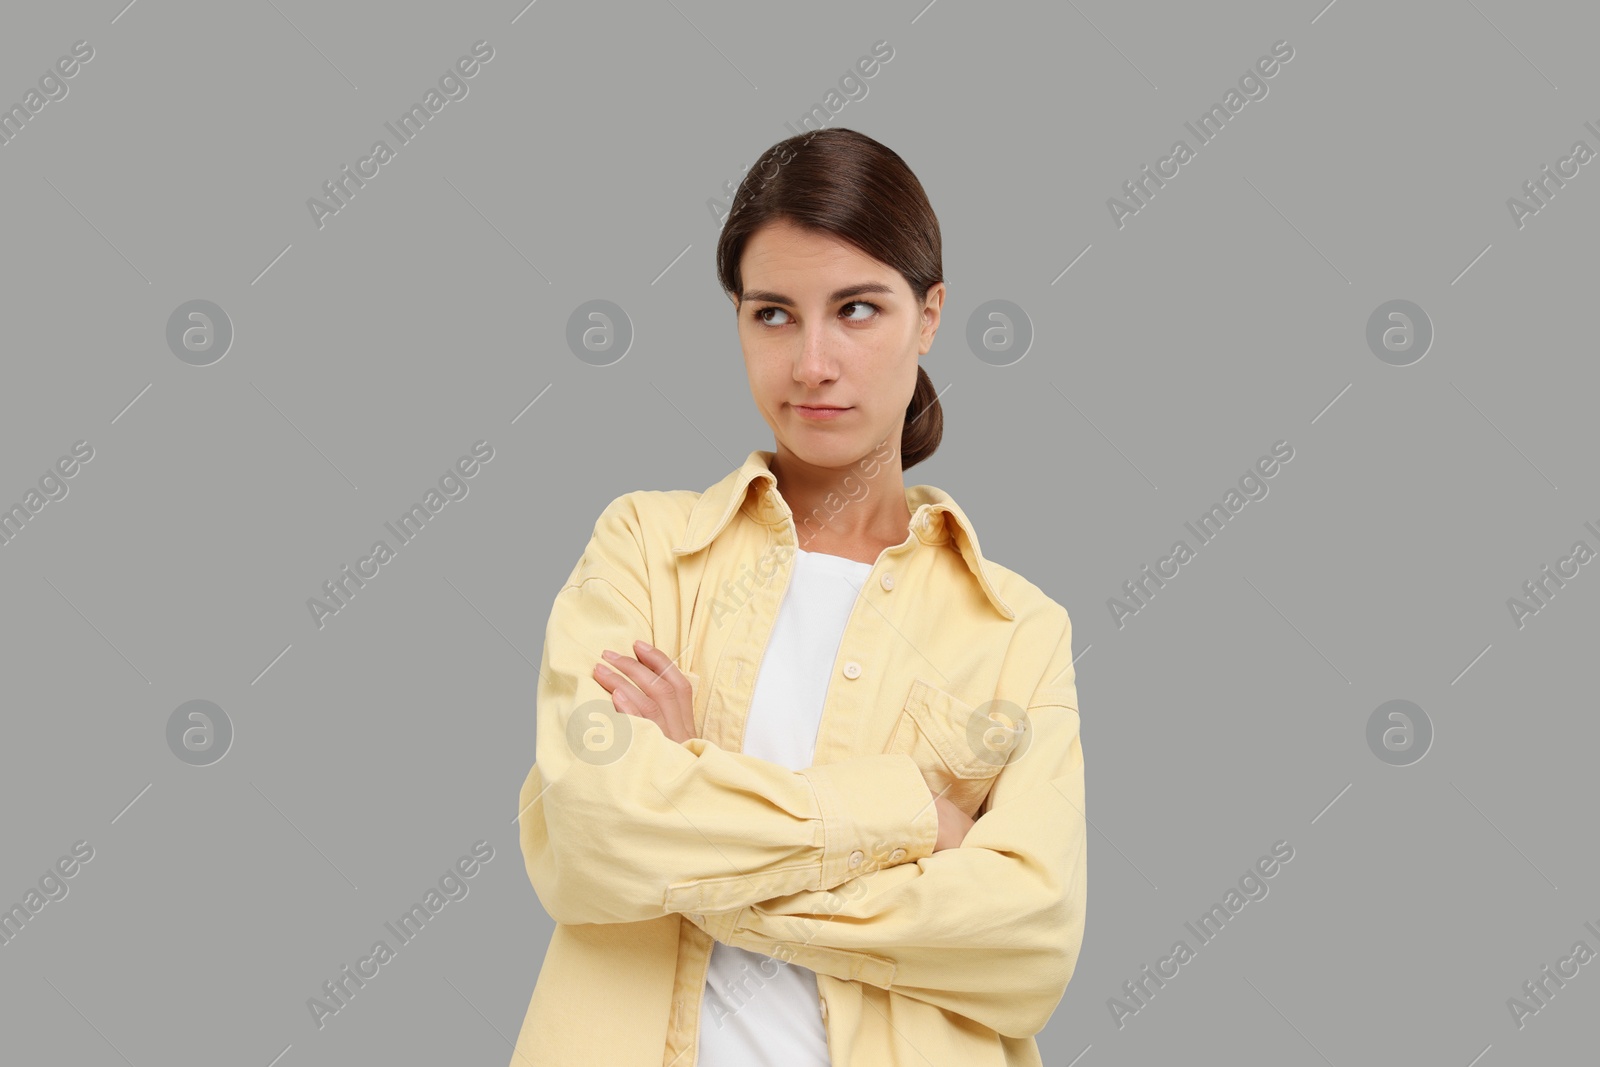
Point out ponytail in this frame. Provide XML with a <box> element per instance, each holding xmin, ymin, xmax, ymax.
<box><xmin>901</xmin><ymin>364</ymin><xmax>943</xmax><ymax>471</ymax></box>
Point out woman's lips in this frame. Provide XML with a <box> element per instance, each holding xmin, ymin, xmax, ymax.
<box><xmin>793</xmin><ymin>405</ymin><xmax>851</xmax><ymax>421</ymax></box>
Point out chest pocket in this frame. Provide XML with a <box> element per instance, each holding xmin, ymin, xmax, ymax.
<box><xmin>885</xmin><ymin>678</ymin><xmax>1024</xmax><ymax>818</ymax></box>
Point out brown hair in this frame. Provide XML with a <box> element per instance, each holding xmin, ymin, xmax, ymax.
<box><xmin>715</xmin><ymin>127</ymin><xmax>944</xmax><ymax>471</ymax></box>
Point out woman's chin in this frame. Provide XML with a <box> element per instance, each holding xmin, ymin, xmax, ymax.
<box><xmin>779</xmin><ymin>435</ymin><xmax>881</xmax><ymax>471</ymax></box>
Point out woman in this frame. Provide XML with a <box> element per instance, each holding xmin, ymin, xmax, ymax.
<box><xmin>512</xmin><ymin>128</ymin><xmax>1086</xmax><ymax>1067</ymax></box>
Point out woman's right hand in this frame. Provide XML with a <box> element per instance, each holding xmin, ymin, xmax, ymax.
<box><xmin>930</xmin><ymin>790</ymin><xmax>975</xmax><ymax>851</ymax></box>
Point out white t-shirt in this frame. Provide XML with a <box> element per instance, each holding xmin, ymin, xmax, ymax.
<box><xmin>697</xmin><ymin>546</ymin><xmax>874</xmax><ymax>1066</ymax></box>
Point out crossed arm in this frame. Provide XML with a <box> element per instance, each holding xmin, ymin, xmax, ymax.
<box><xmin>518</xmin><ymin>497</ymin><xmax>941</xmax><ymax>926</ymax></box>
<box><xmin>680</xmin><ymin>695</ymin><xmax>1085</xmax><ymax>1039</ymax></box>
<box><xmin>519</xmin><ymin>495</ymin><xmax>1087</xmax><ymax>1039</ymax></box>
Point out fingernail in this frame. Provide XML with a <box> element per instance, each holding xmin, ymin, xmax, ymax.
<box><xmin>633</xmin><ymin>639</ymin><xmax>648</xmax><ymax>650</ymax></box>
<box><xmin>601</xmin><ymin>650</ymin><xmax>617</xmax><ymax>660</ymax></box>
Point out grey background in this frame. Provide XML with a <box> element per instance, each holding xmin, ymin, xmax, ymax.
<box><xmin>2</xmin><ymin>0</ymin><xmax>1595</xmax><ymax>1064</ymax></box>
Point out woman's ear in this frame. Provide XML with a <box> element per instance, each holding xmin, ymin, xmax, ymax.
<box><xmin>919</xmin><ymin>282</ymin><xmax>946</xmax><ymax>350</ymax></box>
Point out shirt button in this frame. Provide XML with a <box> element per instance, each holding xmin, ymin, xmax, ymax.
<box><xmin>880</xmin><ymin>573</ymin><xmax>895</xmax><ymax>590</ymax></box>
<box><xmin>848</xmin><ymin>850</ymin><xmax>864</xmax><ymax>867</ymax></box>
<box><xmin>890</xmin><ymin>848</ymin><xmax>906</xmax><ymax>862</ymax></box>
<box><xmin>819</xmin><ymin>996</ymin><xmax>829</xmax><ymax>1021</ymax></box>
<box><xmin>842</xmin><ymin>660</ymin><xmax>861</xmax><ymax>679</ymax></box>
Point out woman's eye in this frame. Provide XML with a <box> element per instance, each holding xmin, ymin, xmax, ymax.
<box><xmin>754</xmin><ymin>302</ymin><xmax>879</xmax><ymax>327</ymax></box>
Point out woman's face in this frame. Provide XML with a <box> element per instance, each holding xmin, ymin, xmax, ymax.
<box><xmin>734</xmin><ymin>218</ymin><xmax>944</xmax><ymax>472</ymax></box>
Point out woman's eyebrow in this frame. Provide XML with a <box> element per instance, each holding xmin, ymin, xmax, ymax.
<box><xmin>740</xmin><ymin>282</ymin><xmax>897</xmax><ymax>306</ymax></box>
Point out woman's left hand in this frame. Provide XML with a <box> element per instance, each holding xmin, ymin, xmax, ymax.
<box><xmin>593</xmin><ymin>640</ymin><xmax>698</xmax><ymax>744</ymax></box>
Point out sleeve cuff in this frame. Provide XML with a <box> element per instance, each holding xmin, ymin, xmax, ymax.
<box><xmin>799</xmin><ymin>753</ymin><xmax>941</xmax><ymax>888</ymax></box>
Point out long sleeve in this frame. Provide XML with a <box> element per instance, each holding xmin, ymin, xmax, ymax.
<box><xmin>518</xmin><ymin>493</ymin><xmax>940</xmax><ymax>928</ymax></box>
<box><xmin>687</xmin><ymin>613</ymin><xmax>1087</xmax><ymax>1039</ymax></box>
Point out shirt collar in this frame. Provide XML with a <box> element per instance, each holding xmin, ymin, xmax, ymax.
<box><xmin>673</xmin><ymin>448</ymin><xmax>1015</xmax><ymax>620</ymax></box>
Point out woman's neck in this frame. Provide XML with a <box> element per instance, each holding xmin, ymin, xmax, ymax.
<box><xmin>771</xmin><ymin>451</ymin><xmax>914</xmax><ymax>564</ymax></box>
